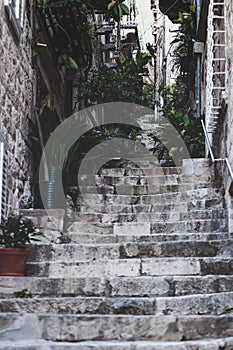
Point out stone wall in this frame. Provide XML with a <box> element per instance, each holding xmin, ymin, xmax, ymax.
<box><xmin>211</xmin><ymin>0</ymin><xmax>233</xmax><ymax>234</ymax></box>
<box><xmin>224</xmin><ymin>0</ymin><xmax>233</xmax><ymax>235</ymax></box>
<box><xmin>0</xmin><ymin>2</ymin><xmax>33</xmax><ymax>213</ymax></box>
<box><xmin>224</xmin><ymin>0</ymin><xmax>233</xmax><ymax>166</ymax></box>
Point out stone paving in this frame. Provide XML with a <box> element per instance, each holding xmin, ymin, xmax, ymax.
<box><xmin>0</xmin><ymin>158</ymin><xmax>233</xmax><ymax>349</ymax></box>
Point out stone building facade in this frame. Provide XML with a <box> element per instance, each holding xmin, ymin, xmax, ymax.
<box><xmin>195</xmin><ymin>0</ymin><xmax>233</xmax><ymax>232</ymax></box>
<box><xmin>0</xmin><ymin>0</ymin><xmax>33</xmax><ymax>215</ymax></box>
<box><xmin>224</xmin><ymin>0</ymin><xmax>233</xmax><ymax>166</ymax></box>
<box><xmin>215</xmin><ymin>0</ymin><xmax>233</xmax><ymax>232</ymax></box>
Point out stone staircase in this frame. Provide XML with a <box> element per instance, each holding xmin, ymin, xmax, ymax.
<box><xmin>0</xmin><ymin>158</ymin><xmax>233</xmax><ymax>349</ymax></box>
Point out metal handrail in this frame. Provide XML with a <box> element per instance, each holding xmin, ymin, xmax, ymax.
<box><xmin>201</xmin><ymin>120</ymin><xmax>233</xmax><ymax>182</ymax></box>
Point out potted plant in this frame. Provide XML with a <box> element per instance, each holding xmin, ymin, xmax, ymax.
<box><xmin>0</xmin><ymin>214</ymin><xmax>43</xmax><ymax>276</ymax></box>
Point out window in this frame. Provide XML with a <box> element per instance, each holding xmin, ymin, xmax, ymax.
<box><xmin>4</xmin><ymin>0</ymin><xmax>25</xmax><ymax>40</ymax></box>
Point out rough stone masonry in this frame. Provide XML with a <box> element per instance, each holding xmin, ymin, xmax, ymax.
<box><xmin>0</xmin><ymin>2</ymin><xmax>33</xmax><ymax>212</ymax></box>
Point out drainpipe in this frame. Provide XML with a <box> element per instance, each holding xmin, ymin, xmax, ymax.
<box><xmin>162</xmin><ymin>15</ymin><xmax>166</xmax><ymax>88</ymax></box>
<box><xmin>196</xmin><ymin>0</ymin><xmax>201</xmax><ymax>117</ymax></box>
<box><xmin>117</xmin><ymin>20</ymin><xmax>121</xmax><ymax>51</ymax></box>
<box><xmin>196</xmin><ymin>53</ymin><xmax>201</xmax><ymax>117</ymax></box>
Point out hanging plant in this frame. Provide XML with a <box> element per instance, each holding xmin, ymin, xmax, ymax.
<box><xmin>108</xmin><ymin>0</ymin><xmax>130</xmax><ymax>21</ymax></box>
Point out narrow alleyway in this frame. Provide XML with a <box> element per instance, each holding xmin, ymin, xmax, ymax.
<box><xmin>0</xmin><ymin>0</ymin><xmax>233</xmax><ymax>348</ymax></box>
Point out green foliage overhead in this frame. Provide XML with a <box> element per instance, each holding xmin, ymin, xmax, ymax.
<box><xmin>82</xmin><ymin>51</ymin><xmax>153</xmax><ymax>106</ymax></box>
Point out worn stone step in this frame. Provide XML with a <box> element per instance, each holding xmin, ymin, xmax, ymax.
<box><xmin>0</xmin><ymin>296</ymin><xmax>156</xmax><ymax>315</ymax></box>
<box><xmin>99</xmin><ymin>166</ymin><xmax>181</xmax><ymax>177</ymax></box>
<box><xmin>68</xmin><ymin>232</ymin><xmax>230</xmax><ymax>244</ymax></box>
<box><xmin>109</xmin><ymin>275</ymin><xmax>233</xmax><ymax>297</ymax></box>
<box><xmin>69</xmin><ymin>217</ymin><xmax>226</xmax><ymax>231</ymax></box>
<box><xmin>78</xmin><ymin>174</ymin><xmax>180</xmax><ymax>186</ymax></box>
<box><xmin>1</xmin><ymin>275</ymin><xmax>233</xmax><ymax>298</ymax></box>
<box><xmin>26</xmin><ymin>257</ymin><xmax>233</xmax><ymax>278</ymax></box>
<box><xmin>149</xmin><ymin>218</ymin><xmax>227</xmax><ymax>233</ymax></box>
<box><xmin>28</xmin><ymin>240</ymin><xmax>233</xmax><ymax>263</ymax></box>
<box><xmin>79</xmin><ymin>173</ymin><xmax>213</xmax><ymax>187</ymax></box>
<box><xmin>79</xmin><ymin>188</ymin><xmax>224</xmax><ymax>207</ymax></box>
<box><xmin>139</xmin><ymin>114</ymin><xmax>156</xmax><ymax>123</ymax></box>
<box><xmin>155</xmin><ymin>292</ymin><xmax>233</xmax><ymax>316</ymax></box>
<box><xmin>112</xmin><ymin>218</ymin><xmax>227</xmax><ymax>234</ymax></box>
<box><xmin>1</xmin><ymin>313</ymin><xmax>233</xmax><ymax>342</ymax></box>
<box><xmin>67</xmin><ymin>217</ymin><xmax>227</xmax><ymax>237</ymax></box>
<box><xmin>140</xmin><ymin>188</ymin><xmax>224</xmax><ymax>203</ymax></box>
<box><xmin>72</xmin><ymin>209</ymin><xmax>226</xmax><ymax>223</ymax></box>
<box><xmin>78</xmin><ymin>182</ymin><xmax>214</xmax><ymax>196</ymax></box>
<box><xmin>67</xmin><ymin>221</ymin><xmax>113</xmax><ymax>234</ymax></box>
<box><xmin>1</xmin><ymin>338</ymin><xmax>233</xmax><ymax>349</ymax></box>
<box><xmin>78</xmin><ymin>199</ymin><xmax>225</xmax><ymax>213</ymax></box>
<box><xmin>1</xmin><ymin>292</ymin><xmax>233</xmax><ymax>316</ymax></box>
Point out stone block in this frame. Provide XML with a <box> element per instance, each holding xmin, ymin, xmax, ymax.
<box><xmin>155</xmin><ymin>292</ymin><xmax>233</xmax><ymax>315</ymax></box>
<box><xmin>21</xmin><ymin>209</ymin><xmax>65</xmax><ymax>231</ymax></box>
<box><xmin>44</xmin><ymin>259</ymin><xmax>141</xmax><ymax>278</ymax></box>
<box><xmin>114</xmin><ymin>222</ymin><xmax>150</xmax><ymax>236</ymax></box>
<box><xmin>141</xmin><ymin>258</ymin><xmax>201</xmax><ymax>276</ymax></box>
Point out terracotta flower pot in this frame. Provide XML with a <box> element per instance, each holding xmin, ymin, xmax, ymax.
<box><xmin>0</xmin><ymin>248</ymin><xmax>30</xmax><ymax>276</ymax></box>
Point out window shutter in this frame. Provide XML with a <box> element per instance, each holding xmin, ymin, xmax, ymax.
<box><xmin>4</xmin><ymin>0</ymin><xmax>25</xmax><ymax>39</ymax></box>
<box><xmin>0</xmin><ymin>142</ymin><xmax>8</xmax><ymax>223</ymax></box>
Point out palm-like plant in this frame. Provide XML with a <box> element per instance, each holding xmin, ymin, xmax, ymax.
<box><xmin>171</xmin><ymin>5</ymin><xmax>196</xmax><ymax>75</ymax></box>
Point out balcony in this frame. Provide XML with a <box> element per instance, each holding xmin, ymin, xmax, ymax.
<box><xmin>89</xmin><ymin>0</ymin><xmax>110</xmax><ymax>12</ymax></box>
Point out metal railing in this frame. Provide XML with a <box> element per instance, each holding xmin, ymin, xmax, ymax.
<box><xmin>205</xmin><ymin>0</ymin><xmax>226</xmax><ymax>133</ymax></box>
<box><xmin>201</xmin><ymin>120</ymin><xmax>233</xmax><ymax>190</ymax></box>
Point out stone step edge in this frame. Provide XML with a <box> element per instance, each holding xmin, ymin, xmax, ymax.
<box><xmin>1</xmin><ymin>291</ymin><xmax>232</xmax><ymax>302</ymax></box>
<box><xmin>1</xmin><ymin>337</ymin><xmax>233</xmax><ymax>348</ymax></box>
<box><xmin>27</xmin><ymin>256</ymin><xmax>233</xmax><ymax>264</ymax></box>
<box><xmin>76</xmin><ymin>188</ymin><xmax>223</xmax><ymax>197</ymax></box>
<box><xmin>67</xmin><ymin>232</ymin><xmax>229</xmax><ymax>236</ymax></box>
<box><xmin>74</xmin><ymin>209</ymin><xmax>226</xmax><ymax>214</ymax></box>
<box><xmin>1</xmin><ymin>275</ymin><xmax>233</xmax><ymax>297</ymax></box>
<box><xmin>1</xmin><ymin>312</ymin><xmax>233</xmax><ymax>319</ymax></box>
<box><xmin>32</xmin><ymin>239</ymin><xmax>233</xmax><ymax>248</ymax></box>
<box><xmin>67</xmin><ymin>233</ymin><xmax>230</xmax><ymax>243</ymax></box>
<box><xmin>71</xmin><ymin>219</ymin><xmax>226</xmax><ymax>224</ymax></box>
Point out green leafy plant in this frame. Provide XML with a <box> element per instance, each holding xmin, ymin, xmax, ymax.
<box><xmin>218</xmin><ymin>307</ymin><xmax>233</xmax><ymax>315</ymax></box>
<box><xmin>82</xmin><ymin>51</ymin><xmax>152</xmax><ymax>106</ymax></box>
<box><xmin>0</xmin><ymin>215</ymin><xmax>43</xmax><ymax>249</ymax></box>
<box><xmin>36</xmin><ymin>0</ymin><xmax>95</xmax><ymax>69</ymax></box>
<box><xmin>108</xmin><ymin>0</ymin><xmax>130</xmax><ymax>21</ymax></box>
<box><xmin>152</xmin><ymin>79</ymin><xmax>204</xmax><ymax>161</ymax></box>
<box><xmin>37</xmin><ymin>0</ymin><xmax>49</xmax><ymax>9</ymax></box>
<box><xmin>58</xmin><ymin>54</ymin><xmax>78</xmax><ymax>69</ymax></box>
<box><xmin>31</xmin><ymin>38</ymin><xmax>38</xmax><ymax>58</ymax></box>
<box><xmin>14</xmin><ymin>289</ymin><xmax>33</xmax><ymax>298</ymax></box>
<box><xmin>171</xmin><ymin>5</ymin><xmax>196</xmax><ymax>83</ymax></box>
